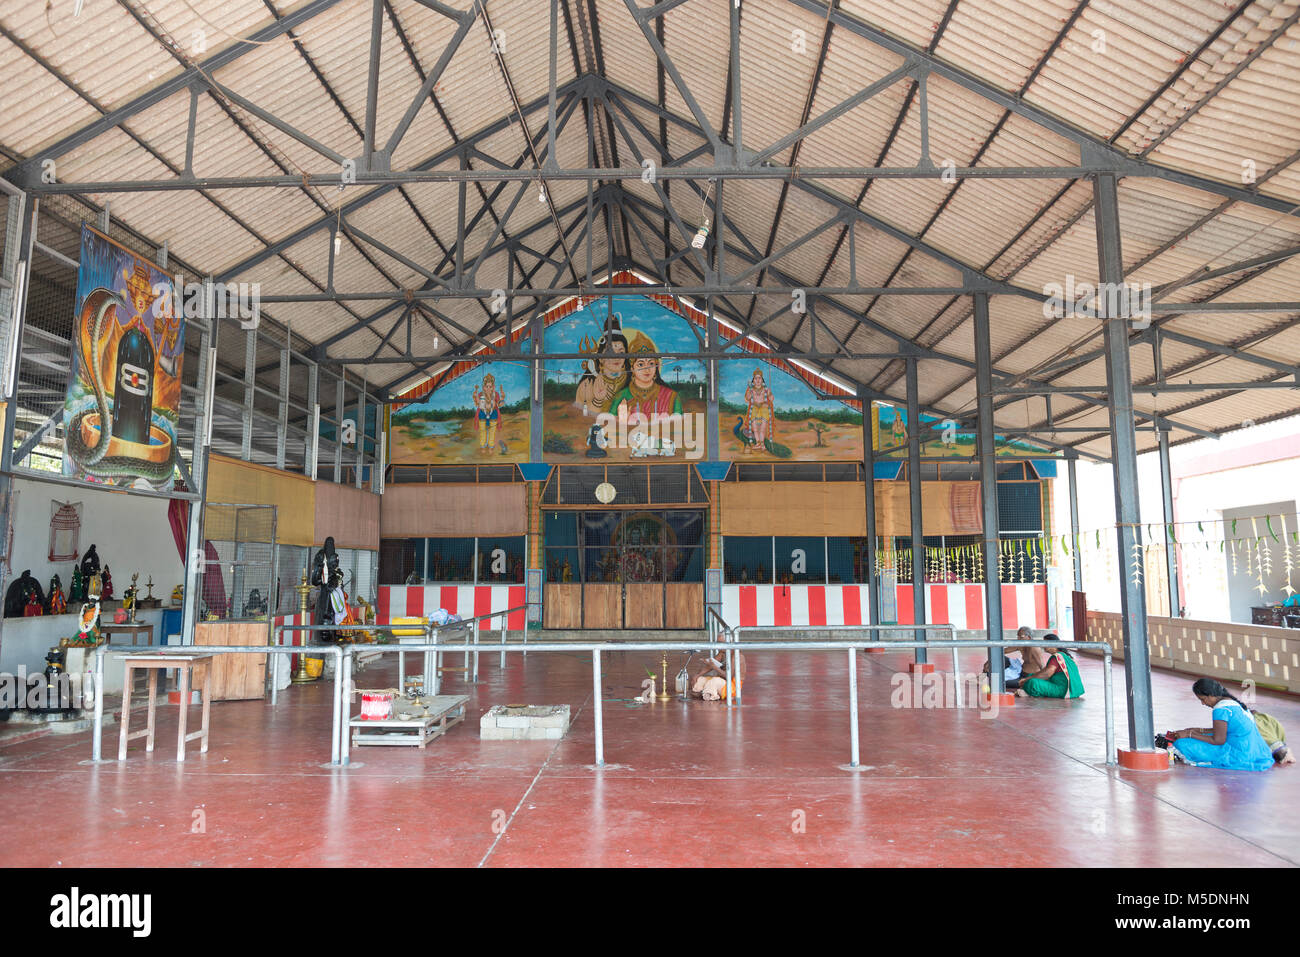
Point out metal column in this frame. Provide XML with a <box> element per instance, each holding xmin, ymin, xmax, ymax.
<box><xmin>1094</xmin><ymin>172</ymin><xmax>1155</xmax><ymax>751</ymax></box>
<box><xmin>0</xmin><ymin>192</ymin><xmax>36</xmax><ymax>651</ymax></box>
<box><xmin>355</xmin><ymin>376</ymin><xmax>366</xmax><ymax>488</ymax></box>
<box><xmin>181</xmin><ymin>309</ymin><xmax>216</xmax><ymax>646</ymax></box>
<box><xmin>332</xmin><ymin>375</ymin><xmax>344</xmax><ymax>483</ymax></box>
<box><xmin>973</xmin><ymin>293</ymin><xmax>1004</xmax><ymax>689</ymax></box>
<box><xmin>1158</xmin><ymin>429</ymin><xmax>1180</xmax><ymax>617</ymax></box>
<box><xmin>1067</xmin><ymin>455</ymin><xmax>1083</xmax><ymax>592</ymax></box>
<box><xmin>905</xmin><ymin>358</ymin><xmax>926</xmax><ymax>664</ymax></box>
<box><xmin>241</xmin><ymin>326</ymin><xmax>255</xmax><ymax>459</ymax></box>
<box><xmin>860</xmin><ymin>392</ymin><xmax>879</xmax><ymax>626</ymax></box>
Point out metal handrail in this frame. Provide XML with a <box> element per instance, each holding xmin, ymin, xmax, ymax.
<box><xmin>332</xmin><ymin>635</ymin><xmax>1114</xmax><ymax>769</ymax></box>
<box><xmin>89</xmin><ymin>633</ymin><xmax>1114</xmax><ymax>773</ymax></box>
<box><xmin>735</xmin><ymin>622</ymin><xmax>961</xmax><ymax>706</ymax></box>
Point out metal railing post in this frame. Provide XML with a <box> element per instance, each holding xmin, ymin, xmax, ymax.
<box><xmin>1104</xmin><ymin>646</ymin><xmax>1116</xmax><ymax>766</ymax></box>
<box><xmin>472</xmin><ymin>620</ymin><xmax>479</xmax><ymax>682</ymax></box>
<box><xmin>848</xmin><ymin>646</ymin><xmax>859</xmax><ymax>767</ymax></box>
<box><xmin>92</xmin><ymin>645</ymin><xmax>105</xmax><ymax>761</ymax></box>
<box><xmin>593</xmin><ymin>648</ymin><xmax>604</xmax><ymax>766</ymax></box>
<box><xmin>331</xmin><ymin>645</ymin><xmax>342</xmax><ymax>765</ymax></box>
<box><xmin>340</xmin><ymin>645</ymin><xmax>353</xmax><ymax>766</ymax></box>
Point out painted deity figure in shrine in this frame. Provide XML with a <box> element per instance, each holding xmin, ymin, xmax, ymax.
<box><xmin>740</xmin><ymin>369</ymin><xmax>775</xmax><ymax>453</ymax></box>
<box><xmin>575</xmin><ymin>314</ymin><xmax>629</xmax><ymax>416</ymax></box>
<box><xmin>610</xmin><ymin>330</ymin><xmax>682</xmax><ymax>421</ymax></box>
<box><xmin>471</xmin><ymin>373</ymin><xmax>504</xmax><ymax>453</ymax></box>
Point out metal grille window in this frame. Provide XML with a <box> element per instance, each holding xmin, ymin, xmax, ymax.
<box><xmin>197</xmin><ymin>503</ymin><xmax>276</xmax><ymax>624</ymax></box>
<box><xmin>774</xmin><ymin>536</ymin><xmax>826</xmax><ymax>584</ymax></box>
<box><xmin>826</xmin><ymin>537</ymin><xmax>872</xmax><ymax>584</ymax></box>
<box><xmin>722</xmin><ymin>536</ymin><xmax>774</xmax><ymax>584</ymax></box>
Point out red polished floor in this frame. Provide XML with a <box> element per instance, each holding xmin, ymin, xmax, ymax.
<box><xmin>0</xmin><ymin>644</ymin><xmax>1296</xmax><ymax>867</ymax></box>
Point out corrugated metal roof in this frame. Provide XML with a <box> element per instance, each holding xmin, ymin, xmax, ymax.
<box><xmin>1</xmin><ymin>0</ymin><xmax>1297</xmax><ymax>460</ymax></box>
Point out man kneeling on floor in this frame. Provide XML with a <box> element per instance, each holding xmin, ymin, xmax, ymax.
<box><xmin>692</xmin><ymin>649</ymin><xmax>745</xmax><ymax>700</ymax></box>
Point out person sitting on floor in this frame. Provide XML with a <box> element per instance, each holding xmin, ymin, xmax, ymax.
<box><xmin>1157</xmin><ymin>678</ymin><xmax>1275</xmax><ymax>771</ymax></box>
<box><xmin>1014</xmin><ymin>634</ymin><xmax>1084</xmax><ymax>699</ymax></box>
<box><xmin>691</xmin><ymin>649</ymin><xmax>745</xmax><ymax>700</ymax></box>
<box><xmin>1251</xmin><ymin>709</ymin><xmax>1295</xmax><ymax>766</ymax></box>
<box><xmin>984</xmin><ymin>625</ymin><xmax>1040</xmax><ymax>689</ymax></box>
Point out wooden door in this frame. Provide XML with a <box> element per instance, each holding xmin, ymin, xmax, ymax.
<box><xmin>624</xmin><ymin>584</ymin><xmax>663</xmax><ymax>629</ymax></box>
<box><xmin>665</xmin><ymin>583</ymin><xmax>703</xmax><ymax>629</ymax></box>
<box><xmin>544</xmin><ymin>583</ymin><xmax>582</xmax><ymax>629</ymax></box>
<box><xmin>583</xmin><ymin>584</ymin><xmax>621</xmax><ymax>628</ymax></box>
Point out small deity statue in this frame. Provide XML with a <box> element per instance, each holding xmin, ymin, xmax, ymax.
<box><xmin>79</xmin><ymin>544</ymin><xmax>101</xmax><ymax>578</ymax></box>
<box><xmin>47</xmin><ymin>574</ymin><xmax>68</xmax><ymax>615</ymax></box>
<box><xmin>100</xmin><ymin>565</ymin><xmax>114</xmax><ymax>601</ymax></box>
<box><xmin>69</xmin><ymin>566</ymin><xmax>86</xmax><ymax>604</ymax></box>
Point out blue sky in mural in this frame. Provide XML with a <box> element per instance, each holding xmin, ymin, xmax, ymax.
<box><xmin>405</xmin><ymin>339</ymin><xmax>531</xmax><ymax>411</ymax></box>
<box><xmin>544</xmin><ymin>296</ymin><xmax>706</xmax><ymax>383</ymax></box>
<box><xmin>719</xmin><ymin>356</ymin><xmax>855</xmax><ymax>416</ymax></box>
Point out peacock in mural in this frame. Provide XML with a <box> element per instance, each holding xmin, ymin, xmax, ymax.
<box><xmin>733</xmin><ymin>416</ymin><xmax>791</xmax><ymax>458</ymax></box>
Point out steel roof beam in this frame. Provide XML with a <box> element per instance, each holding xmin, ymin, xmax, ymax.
<box><xmin>784</xmin><ymin>0</ymin><xmax>1300</xmax><ymax>219</ymax></box>
<box><xmin>3</xmin><ymin>0</ymin><xmax>348</xmax><ymax>179</ymax></box>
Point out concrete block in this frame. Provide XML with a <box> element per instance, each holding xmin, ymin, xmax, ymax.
<box><xmin>545</xmin><ymin>727</ymin><xmax>563</xmax><ymax>739</ymax></box>
<box><xmin>496</xmin><ymin>715</ymin><xmax>529</xmax><ymax>729</ymax></box>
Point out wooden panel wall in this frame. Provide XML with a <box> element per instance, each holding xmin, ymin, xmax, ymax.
<box><xmin>666</xmin><ymin>583</ymin><xmax>703</xmax><ymax>629</ymax></box>
<box><xmin>719</xmin><ymin>481</ymin><xmax>982</xmax><ymax>538</ymax></box>
<box><xmin>206</xmin><ymin>455</ymin><xmax>315</xmax><ymax>545</ymax></box>
<box><xmin>583</xmin><ymin>584</ymin><xmax>621</xmax><ymax>628</ymax></box>
<box><xmin>380</xmin><ymin>483</ymin><xmax>526</xmax><ymax>537</ymax></box>
<box><xmin>544</xmin><ymin>584</ymin><xmax>581</xmax><ymax>628</ymax></box>
<box><xmin>625</xmin><ymin>584</ymin><xmax>662</xmax><ymax>629</ymax></box>
<box><xmin>314</xmin><ymin>481</ymin><xmax>380</xmax><ymax>549</ymax></box>
<box><xmin>194</xmin><ymin>621</ymin><xmax>268</xmax><ymax>700</ymax></box>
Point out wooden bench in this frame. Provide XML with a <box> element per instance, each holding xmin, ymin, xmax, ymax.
<box><xmin>118</xmin><ymin>653</ymin><xmax>214</xmax><ymax>762</ymax></box>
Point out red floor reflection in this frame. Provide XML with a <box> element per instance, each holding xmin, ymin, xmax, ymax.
<box><xmin>1</xmin><ymin>645</ymin><xmax>1296</xmax><ymax>867</ymax></box>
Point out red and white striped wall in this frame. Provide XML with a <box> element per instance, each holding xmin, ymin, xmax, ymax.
<box><xmin>897</xmin><ymin>583</ymin><xmax>1048</xmax><ymax>631</ymax></box>
<box><xmin>721</xmin><ymin>583</ymin><xmax>1048</xmax><ymax>630</ymax></box>
<box><xmin>723</xmin><ymin>585</ymin><xmax>872</xmax><ymax>628</ymax></box>
<box><xmin>377</xmin><ymin>585</ymin><xmax>527</xmax><ymax>630</ymax></box>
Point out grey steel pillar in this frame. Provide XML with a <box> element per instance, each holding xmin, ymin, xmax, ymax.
<box><xmin>332</xmin><ymin>374</ymin><xmax>344</xmax><ymax>483</ymax></box>
<box><xmin>1067</xmin><ymin>455</ymin><xmax>1083</xmax><ymax>592</ymax></box>
<box><xmin>859</xmin><ymin>392</ymin><xmax>879</xmax><ymax>626</ymax></box>
<box><xmin>529</xmin><ymin>279</ymin><xmax>543</xmax><ymax>461</ymax></box>
<box><xmin>905</xmin><ymin>358</ymin><xmax>926</xmax><ymax>664</ymax></box>
<box><xmin>181</xmin><ymin>304</ymin><xmax>216</xmax><ymax>646</ymax></box>
<box><xmin>0</xmin><ymin>192</ymin><xmax>36</xmax><ymax>654</ymax></box>
<box><xmin>706</xmin><ymin>299</ymin><xmax>719</xmax><ymax>460</ymax></box>
<box><xmin>355</xmin><ymin>376</ymin><xmax>366</xmax><ymax>488</ymax></box>
<box><xmin>1158</xmin><ymin>429</ymin><xmax>1180</xmax><ymax>617</ymax></box>
<box><xmin>276</xmin><ymin>331</ymin><xmax>289</xmax><ymax>470</ymax></box>
<box><xmin>241</xmin><ymin>326</ymin><xmax>255</xmax><ymax>459</ymax></box>
<box><xmin>973</xmin><ymin>293</ymin><xmax>1004</xmax><ymax>690</ymax></box>
<box><xmin>1094</xmin><ymin>172</ymin><xmax>1154</xmax><ymax>750</ymax></box>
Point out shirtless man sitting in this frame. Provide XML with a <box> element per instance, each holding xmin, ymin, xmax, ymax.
<box><xmin>691</xmin><ymin>649</ymin><xmax>746</xmax><ymax>700</ymax></box>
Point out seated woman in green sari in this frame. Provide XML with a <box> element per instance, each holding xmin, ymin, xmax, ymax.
<box><xmin>1013</xmin><ymin>634</ymin><xmax>1084</xmax><ymax>699</ymax></box>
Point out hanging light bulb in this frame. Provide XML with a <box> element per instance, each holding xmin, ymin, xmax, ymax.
<box><xmin>538</xmin><ymin>183</ymin><xmax>547</xmax><ymax>203</ymax></box>
<box><xmin>434</xmin><ymin>335</ymin><xmax>439</xmax><ymax>349</ymax></box>
<box><xmin>692</xmin><ymin>218</ymin><xmax>710</xmax><ymax>250</ymax></box>
<box><xmin>333</xmin><ymin>232</ymin><xmax>341</xmax><ymax>255</ymax></box>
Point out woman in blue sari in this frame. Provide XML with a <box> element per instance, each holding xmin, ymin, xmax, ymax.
<box><xmin>1163</xmin><ymin>678</ymin><xmax>1274</xmax><ymax>771</ymax></box>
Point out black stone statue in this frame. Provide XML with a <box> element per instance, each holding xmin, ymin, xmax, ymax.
<box><xmin>4</xmin><ymin>570</ymin><xmax>45</xmax><ymax>618</ymax></box>
<box><xmin>79</xmin><ymin>544</ymin><xmax>101</xmax><ymax>578</ymax></box>
<box><xmin>310</xmin><ymin>536</ymin><xmax>344</xmax><ymax>641</ymax></box>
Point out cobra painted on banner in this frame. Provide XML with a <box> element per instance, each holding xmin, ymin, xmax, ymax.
<box><xmin>61</xmin><ymin>225</ymin><xmax>185</xmax><ymax>490</ymax></box>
